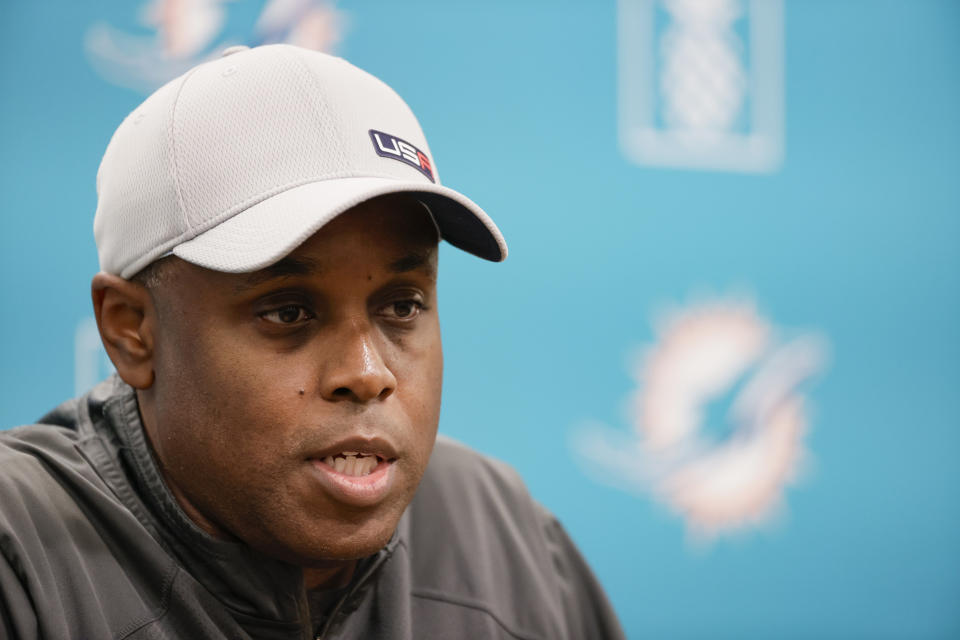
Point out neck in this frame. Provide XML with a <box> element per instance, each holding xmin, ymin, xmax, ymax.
<box><xmin>304</xmin><ymin>560</ymin><xmax>358</xmax><ymax>591</ymax></box>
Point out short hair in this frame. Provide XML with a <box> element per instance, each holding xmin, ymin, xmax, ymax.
<box><xmin>130</xmin><ymin>256</ymin><xmax>175</xmax><ymax>291</ymax></box>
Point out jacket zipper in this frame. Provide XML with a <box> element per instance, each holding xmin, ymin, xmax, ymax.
<box><xmin>314</xmin><ymin>548</ymin><xmax>393</xmax><ymax>639</ymax></box>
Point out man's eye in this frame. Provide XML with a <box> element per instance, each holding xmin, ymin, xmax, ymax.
<box><xmin>381</xmin><ymin>300</ymin><xmax>422</xmax><ymax>320</ymax></box>
<box><xmin>260</xmin><ymin>305</ymin><xmax>312</xmax><ymax>325</ymax></box>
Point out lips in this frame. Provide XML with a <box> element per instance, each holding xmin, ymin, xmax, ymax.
<box><xmin>306</xmin><ymin>436</ymin><xmax>399</xmax><ymax>507</ymax></box>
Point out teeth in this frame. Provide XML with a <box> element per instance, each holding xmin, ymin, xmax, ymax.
<box><xmin>323</xmin><ymin>453</ymin><xmax>380</xmax><ymax>476</ymax></box>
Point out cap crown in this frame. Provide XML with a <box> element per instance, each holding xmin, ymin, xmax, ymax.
<box><xmin>94</xmin><ymin>45</ymin><xmax>438</xmax><ymax>277</ymax></box>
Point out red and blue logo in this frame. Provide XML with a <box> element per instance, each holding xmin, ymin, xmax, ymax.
<box><xmin>369</xmin><ymin>129</ymin><xmax>435</xmax><ymax>183</ymax></box>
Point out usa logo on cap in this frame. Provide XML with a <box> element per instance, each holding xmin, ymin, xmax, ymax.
<box><xmin>369</xmin><ymin>130</ymin><xmax>435</xmax><ymax>183</ymax></box>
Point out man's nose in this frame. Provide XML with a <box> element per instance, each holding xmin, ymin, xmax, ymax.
<box><xmin>318</xmin><ymin>323</ymin><xmax>396</xmax><ymax>403</ymax></box>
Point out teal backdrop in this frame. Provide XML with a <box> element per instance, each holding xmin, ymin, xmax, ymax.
<box><xmin>1</xmin><ymin>1</ymin><xmax>958</xmax><ymax>638</ymax></box>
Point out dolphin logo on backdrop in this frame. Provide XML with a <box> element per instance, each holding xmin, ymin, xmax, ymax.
<box><xmin>571</xmin><ymin>298</ymin><xmax>827</xmax><ymax>542</ymax></box>
<box><xmin>85</xmin><ymin>0</ymin><xmax>346</xmax><ymax>92</ymax></box>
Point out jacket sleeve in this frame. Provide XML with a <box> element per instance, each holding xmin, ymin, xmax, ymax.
<box><xmin>539</xmin><ymin>507</ymin><xmax>627</xmax><ymax>640</ymax></box>
<box><xmin>0</xmin><ymin>544</ymin><xmax>38</xmax><ymax>640</ymax></box>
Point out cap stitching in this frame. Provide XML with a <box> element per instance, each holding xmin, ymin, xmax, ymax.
<box><xmin>285</xmin><ymin>46</ymin><xmax>353</xmax><ymax>173</ymax></box>
<box><xmin>167</xmin><ymin>66</ymin><xmax>204</xmax><ymax>233</ymax></box>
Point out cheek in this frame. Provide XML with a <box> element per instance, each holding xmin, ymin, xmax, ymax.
<box><xmin>395</xmin><ymin>327</ymin><xmax>444</xmax><ymax>430</ymax></box>
<box><xmin>152</xmin><ymin>322</ymin><xmax>296</xmax><ymax>457</ymax></box>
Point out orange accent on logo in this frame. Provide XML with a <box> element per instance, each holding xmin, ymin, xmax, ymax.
<box><xmin>417</xmin><ymin>151</ymin><xmax>432</xmax><ymax>177</ymax></box>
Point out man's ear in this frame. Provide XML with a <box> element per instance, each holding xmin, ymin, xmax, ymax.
<box><xmin>91</xmin><ymin>273</ymin><xmax>156</xmax><ymax>389</ymax></box>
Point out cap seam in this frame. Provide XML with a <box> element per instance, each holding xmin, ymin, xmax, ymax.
<box><xmin>167</xmin><ymin>66</ymin><xmax>204</xmax><ymax>233</ymax></box>
<box><xmin>285</xmin><ymin>47</ymin><xmax>356</xmax><ymax>175</ymax></box>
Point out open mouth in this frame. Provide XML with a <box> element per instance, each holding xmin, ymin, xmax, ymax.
<box><xmin>305</xmin><ymin>437</ymin><xmax>400</xmax><ymax>505</ymax></box>
<box><xmin>319</xmin><ymin>452</ymin><xmax>388</xmax><ymax>477</ymax></box>
<box><xmin>308</xmin><ymin>452</ymin><xmax>397</xmax><ymax>506</ymax></box>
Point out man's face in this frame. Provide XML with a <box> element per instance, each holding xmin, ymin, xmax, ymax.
<box><xmin>140</xmin><ymin>194</ymin><xmax>442</xmax><ymax>565</ymax></box>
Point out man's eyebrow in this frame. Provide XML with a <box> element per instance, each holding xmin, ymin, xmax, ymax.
<box><xmin>233</xmin><ymin>256</ymin><xmax>322</xmax><ymax>293</ymax></box>
<box><xmin>388</xmin><ymin>251</ymin><xmax>436</xmax><ymax>276</ymax></box>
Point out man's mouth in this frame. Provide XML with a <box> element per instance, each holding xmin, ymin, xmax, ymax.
<box><xmin>307</xmin><ymin>441</ymin><xmax>398</xmax><ymax>506</ymax></box>
<box><xmin>320</xmin><ymin>452</ymin><xmax>386</xmax><ymax>477</ymax></box>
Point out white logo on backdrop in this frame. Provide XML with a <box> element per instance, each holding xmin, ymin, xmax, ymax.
<box><xmin>618</xmin><ymin>0</ymin><xmax>784</xmax><ymax>172</ymax></box>
<box><xmin>572</xmin><ymin>299</ymin><xmax>826</xmax><ymax>542</ymax></box>
<box><xmin>85</xmin><ymin>0</ymin><xmax>346</xmax><ymax>92</ymax></box>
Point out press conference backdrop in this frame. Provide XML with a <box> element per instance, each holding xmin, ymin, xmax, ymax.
<box><xmin>1</xmin><ymin>1</ymin><xmax>957</xmax><ymax>637</ymax></box>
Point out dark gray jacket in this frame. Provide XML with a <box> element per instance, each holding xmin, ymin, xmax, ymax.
<box><xmin>0</xmin><ymin>377</ymin><xmax>625</xmax><ymax>639</ymax></box>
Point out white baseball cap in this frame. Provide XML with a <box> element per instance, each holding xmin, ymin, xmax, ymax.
<box><xmin>94</xmin><ymin>44</ymin><xmax>507</xmax><ymax>279</ymax></box>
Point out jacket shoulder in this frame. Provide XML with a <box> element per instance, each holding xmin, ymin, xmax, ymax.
<box><xmin>400</xmin><ymin>436</ymin><xmax>625</xmax><ymax>639</ymax></box>
<box><xmin>0</xmin><ymin>422</ymin><xmax>87</xmax><ymax>503</ymax></box>
<box><xmin>401</xmin><ymin>437</ymin><xmax>564</xmax><ymax>636</ymax></box>
<box><xmin>0</xmin><ymin>419</ymin><xmax>119</xmax><ymax>554</ymax></box>
<box><xmin>0</xmin><ymin>407</ymin><xmax>179</xmax><ymax>640</ymax></box>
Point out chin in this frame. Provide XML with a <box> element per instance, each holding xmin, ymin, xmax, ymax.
<box><xmin>270</xmin><ymin>513</ymin><xmax>401</xmax><ymax>566</ymax></box>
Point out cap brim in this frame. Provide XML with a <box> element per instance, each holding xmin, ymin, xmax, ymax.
<box><xmin>172</xmin><ymin>176</ymin><xmax>507</xmax><ymax>273</ymax></box>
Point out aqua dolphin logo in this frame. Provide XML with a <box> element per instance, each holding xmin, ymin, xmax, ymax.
<box><xmin>572</xmin><ymin>299</ymin><xmax>827</xmax><ymax>541</ymax></box>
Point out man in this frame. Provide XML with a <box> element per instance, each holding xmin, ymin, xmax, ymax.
<box><xmin>0</xmin><ymin>44</ymin><xmax>624</xmax><ymax>639</ymax></box>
